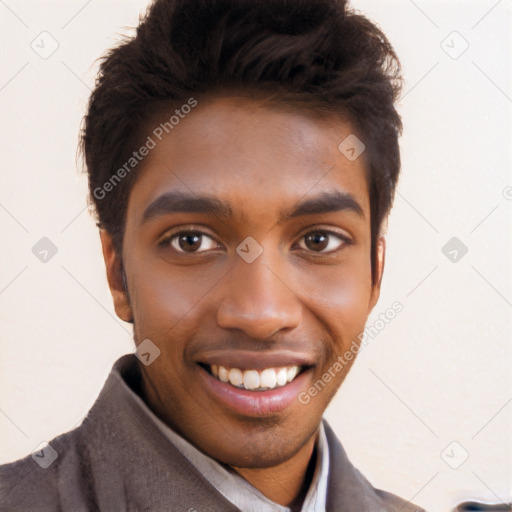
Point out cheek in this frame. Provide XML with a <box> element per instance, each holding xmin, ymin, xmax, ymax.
<box><xmin>294</xmin><ymin>257</ymin><xmax>373</xmax><ymax>347</ymax></box>
<box><xmin>128</xmin><ymin>259</ymin><xmax>228</xmax><ymax>342</ymax></box>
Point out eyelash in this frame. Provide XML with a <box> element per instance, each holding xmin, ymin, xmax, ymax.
<box><xmin>157</xmin><ymin>225</ymin><xmax>352</xmax><ymax>255</ymax></box>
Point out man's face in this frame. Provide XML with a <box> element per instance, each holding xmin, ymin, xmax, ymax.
<box><xmin>105</xmin><ymin>97</ymin><xmax>383</xmax><ymax>468</ymax></box>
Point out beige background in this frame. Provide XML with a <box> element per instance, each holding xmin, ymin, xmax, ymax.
<box><xmin>1</xmin><ymin>1</ymin><xmax>511</xmax><ymax>511</ymax></box>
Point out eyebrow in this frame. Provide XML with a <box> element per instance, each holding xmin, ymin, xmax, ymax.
<box><xmin>142</xmin><ymin>190</ymin><xmax>364</xmax><ymax>224</ymax></box>
<box><xmin>281</xmin><ymin>190</ymin><xmax>364</xmax><ymax>221</ymax></box>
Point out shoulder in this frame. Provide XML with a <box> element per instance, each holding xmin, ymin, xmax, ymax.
<box><xmin>0</xmin><ymin>424</ymin><xmax>96</xmax><ymax>511</ymax></box>
<box><xmin>0</xmin><ymin>451</ymin><xmax>59</xmax><ymax>510</ymax></box>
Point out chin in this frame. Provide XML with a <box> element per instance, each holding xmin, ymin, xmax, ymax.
<box><xmin>202</xmin><ymin>421</ymin><xmax>318</xmax><ymax>469</ymax></box>
<box><xmin>216</xmin><ymin>445</ymin><xmax>298</xmax><ymax>469</ymax></box>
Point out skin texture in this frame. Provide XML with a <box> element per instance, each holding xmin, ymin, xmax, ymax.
<box><xmin>100</xmin><ymin>97</ymin><xmax>385</xmax><ymax>507</ymax></box>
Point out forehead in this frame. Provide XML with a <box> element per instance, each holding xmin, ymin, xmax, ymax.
<box><xmin>128</xmin><ymin>97</ymin><xmax>370</xmax><ymax>222</ymax></box>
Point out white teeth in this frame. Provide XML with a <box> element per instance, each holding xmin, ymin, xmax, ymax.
<box><xmin>243</xmin><ymin>370</ymin><xmax>260</xmax><ymax>390</ymax></box>
<box><xmin>259</xmin><ymin>368</ymin><xmax>277</xmax><ymax>389</ymax></box>
<box><xmin>276</xmin><ymin>367</ymin><xmax>288</xmax><ymax>387</ymax></box>
<box><xmin>228</xmin><ymin>368</ymin><xmax>243</xmax><ymax>387</ymax></box>
<box><xmin>211</xmin><ymin>365</ymin><xmax>301</xmax><ymax>391</ymax></box>
<box><xmin>287</xmin><ymin>366</ymin><xmax>299</xmax><ymax>382</ymax></box>
<box><xmin>218</xmin><ymin>366</ymin><xmax>229</xmax><ymax>383</ymax></box>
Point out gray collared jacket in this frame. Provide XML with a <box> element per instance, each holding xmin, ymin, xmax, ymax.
<box><xmin>0</xmin><ymin>355</ymin><xmax>426</xmax><ymax>512</ymax></box>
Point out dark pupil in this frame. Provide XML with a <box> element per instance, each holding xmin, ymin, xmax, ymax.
<box><xmin>179</xmin><ymin>233</ymin><xmax>202</xmax><ymax>252</ymax></box>
<box><xmin>305</xmin><ymin>232</ymin><xmax>328</xmax><ymax>251</ymax></box>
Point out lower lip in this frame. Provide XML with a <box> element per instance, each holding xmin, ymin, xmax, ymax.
<box><xmin>197</xmin><ymin>365</ymin><xmax>312</xmax><ymax>417</ymax></box>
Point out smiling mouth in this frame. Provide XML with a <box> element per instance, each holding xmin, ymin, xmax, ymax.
<box><xmin>199</xmin><ymin>363</ymin><xmax>307</xmax><ymax>391</ymax></box>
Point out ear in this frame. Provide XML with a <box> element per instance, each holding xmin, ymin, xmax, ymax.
<box><xmin>368</xmin><ymin>236</ymin><xmax>386</xmax><ymax>313</ymax></box>
<box><xmin>99</xmin><ymin>230</ymin><xmax>133</xmax><ymax>323</ymax></box>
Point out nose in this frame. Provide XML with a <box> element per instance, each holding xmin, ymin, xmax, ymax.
<box><xmin>216</xmin><ymin>253</ymin><xmax>302</xmax><ymax>340</ymax></box>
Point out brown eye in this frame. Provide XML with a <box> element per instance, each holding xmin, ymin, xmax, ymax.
<box><xmin>159</xmin><ymin>230</ymin><xmax>219</xmax><ymax>253</ymax></box>
<box><xmin>176</xmin><ymin>232</ymin><xmax>202</xmax><ymax>252</ymax></box>
<box><xmin>298</xmin><ymin>230</ymin><xmax>349</xmax><ymax>253</ymax></box>
<box><xmin>304</xmin><ymin>232</ymin><xmax>329</xmax><ymax>251</ymax></box>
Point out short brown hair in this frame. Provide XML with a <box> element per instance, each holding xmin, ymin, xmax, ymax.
<box><xmin>81</xmin><ymin>0</ymin><xmax>403</xmax><ymax>283</ymax></box>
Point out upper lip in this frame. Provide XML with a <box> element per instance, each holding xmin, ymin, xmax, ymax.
<box><xmin>196</xmin><ymin>350</ymin><xmax>316</xmax><ymax>370</ymax></box>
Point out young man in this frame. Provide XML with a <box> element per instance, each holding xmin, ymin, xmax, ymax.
<box><xmin>0</xmin><ymin>0</ymin><xmax>425</xmax><ymax>510</ymax></box>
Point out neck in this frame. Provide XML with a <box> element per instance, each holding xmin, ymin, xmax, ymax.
<box><xmin>231</xmin><ymin>427</ymin><xmax>320</xmax><ymax>510</ymax></box>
